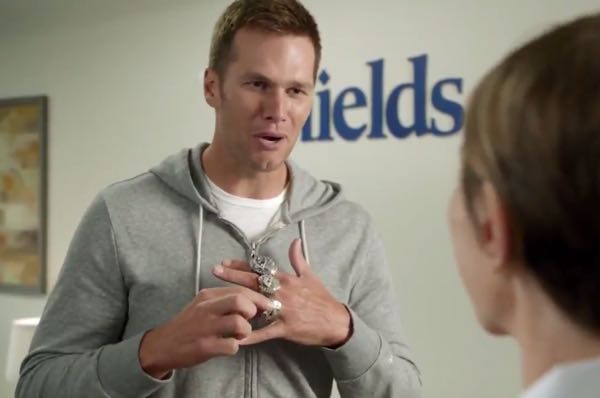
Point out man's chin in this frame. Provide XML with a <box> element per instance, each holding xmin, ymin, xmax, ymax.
<box><xmin>248</xmin><ymin>150</ymin><xmax>291</xmax><ymax>172</ymax></box>
<box><xmin>251</xmin><ymin>158</ymin><xmax>286</xmax><ymax>173</ymax></box>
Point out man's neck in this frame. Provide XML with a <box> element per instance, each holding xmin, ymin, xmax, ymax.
<box><xmin>202</xmin><ymin>144</ymin><xmax>288</xmax><ymax>199</ymax></box>
<box><xmin>512</xmin><ymin>276</ymin><xmax>600</xmax><ymax>388</ymax></box>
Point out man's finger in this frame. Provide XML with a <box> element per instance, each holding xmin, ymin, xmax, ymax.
<box><xmin>288</xmin><ymin>239</ymin><xmax>310</xmax><ymax>277</ymax></box>
<box><xmin>221</xmin><ymin>259</ymin><xmax>253</xmax><ymax>272</ymax></box>
<box><xmin>239</xmin><ymin>321</ymin><xmax>285</xmax><ymax>346</ymax></box>
<box><xmin>213</xmin><ymin>265</ymin><xmax>259</xmax><ymax>291</ymax></box>
<box><xmin>199</xmin><ymin>288</ymin><xmax>273</xmax><ymax>318</ymax></box>
<box><xmin>206</xmin><ymin>336</ymin><xmax>240</xmax><ymax>356</ymax></box>
<box><xmin>210</xmin><ymin>314</ymin><xmax>252</xmax><ymax>340</ymax></box>
<box><xmin>209</xmin><ymin>293</ymin><xmax>258</xmax><ymax>319</ymax></box>
<box><xmin>196</xmin><ymin>286</ymin><xmax>256</xmax><ymax>302</ymax></box>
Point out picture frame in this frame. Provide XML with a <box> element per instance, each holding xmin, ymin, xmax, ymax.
<box><xmin>0</xmin><ymin>96</ymin><xmax>47</xmax><ymax>294</ymax></box>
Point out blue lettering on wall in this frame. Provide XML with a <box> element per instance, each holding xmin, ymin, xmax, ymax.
<box><xmin>301</xmin><ymin>54</ymin><xmax>464</xmax><ymax>142</ymax></box>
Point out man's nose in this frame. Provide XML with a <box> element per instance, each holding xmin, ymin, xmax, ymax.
<box><xmin>262</xmin><ymin>89</ymin><xmax>288</xmax><ymax>123</ymax></box>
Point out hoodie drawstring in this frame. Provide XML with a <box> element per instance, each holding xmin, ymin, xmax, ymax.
<box><xmin>195</xmin><ymin>204</ymin><xmax>204</xmax><ymax>293</ymax></box>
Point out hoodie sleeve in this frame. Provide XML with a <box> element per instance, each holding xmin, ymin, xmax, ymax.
<box><xmin>321</xmin><ymin>217</ymin><xmax>422</xmax><ymax>398</ymax></box>
<box><xmin>16</xmin><ymin>193</ymin><xmax>172</xmax><ymax>398</ymax></box>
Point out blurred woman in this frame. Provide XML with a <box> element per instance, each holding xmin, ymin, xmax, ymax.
<box><xmin>448</xmin><ymin>13</ymin><xmax>600</xmax><ymax>398</ymax></box>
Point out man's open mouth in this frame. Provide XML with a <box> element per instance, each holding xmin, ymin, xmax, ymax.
<box><xmin>255</xmin><ymin>133</ymin><xmax>284</xmax><ymax>144</ymax></box>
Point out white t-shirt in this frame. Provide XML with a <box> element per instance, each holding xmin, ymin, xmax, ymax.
<box><xmin>521</xmin><ymin>356</ymin><xmax>600</xmax><ymax>398</ymax></box>
<box><xmin>206</xmin><ymin>177</ymin><xmax>287</xmax><ymax>241</ymax></box>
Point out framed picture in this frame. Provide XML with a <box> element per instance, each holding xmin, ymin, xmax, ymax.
<box><xmin>0</xmin><ymin>96</ymin><xmax>47</xmax><ymax>294</ymax></box>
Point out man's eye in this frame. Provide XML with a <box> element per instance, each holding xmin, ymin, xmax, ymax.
<box><xmin>250</xmin><ymin>81</ymin><xmax>266</xmax><ymax>89</ymax></box>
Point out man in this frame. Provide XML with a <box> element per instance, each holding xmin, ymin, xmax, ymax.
<box><xmin>18</xmin><ymin>1</ymin><xmax>421</xmax><ymax>397</ymax></box>
<box><xmin>448</xmin><ymin>13</ymin><xmax>600</xmax><ymax>398</ymax></box>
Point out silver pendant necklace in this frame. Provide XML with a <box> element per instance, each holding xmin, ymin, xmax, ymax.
<box><xmin>250</xmin><ymin>248</ymin><xmax>278</xmax><ymax>276</ymax></box>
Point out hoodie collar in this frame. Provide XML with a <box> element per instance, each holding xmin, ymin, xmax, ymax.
<box><xmin>149</xmin><ymin>143</ymin><xmax>344</xmax><ymax>223</ymax></box>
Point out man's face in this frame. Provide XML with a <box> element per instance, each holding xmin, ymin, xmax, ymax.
<box><xmin>205</xmin><ymin>28</ymin><xmax>315</xmax><ymax>173</ymax></box>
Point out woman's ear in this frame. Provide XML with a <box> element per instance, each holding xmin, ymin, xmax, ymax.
<box><xmin>475</xmin><ymin>182</ymin><xmax>513</xmax><ymax>269</ymax></box>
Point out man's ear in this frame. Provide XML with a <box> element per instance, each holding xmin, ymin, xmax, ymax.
<box><xmin>475</xmin><ymin>182</ymin><xmax>513</xmax><ymax>269</ymax></box>
<box><xmin>204</xmin><ymin>68</ymin><xmax>220</xmax><ymax>108</ymax></box>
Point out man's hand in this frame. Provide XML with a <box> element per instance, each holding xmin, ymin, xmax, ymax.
<box><xmin>139</xmin><ymin>287</ymin><xmax>272</xmax><ymax>379</ymax></box>
<box><xmin>212</xmin><ymin>239</ymin><xmax>352</xmax><ymax>348</ymax></box>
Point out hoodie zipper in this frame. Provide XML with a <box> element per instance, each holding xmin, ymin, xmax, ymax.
<box><xmin>213</xmin><ymin>215</ymin><xmax>287</xmax><ymax>398</ymax></box>
<box><xmin>215</xmin><ymin>215</ymin><xmax>288</xmax><ymax>259</ymax></box>
<box><xmin>249</xmin><ymin>221</ymin><xmax>287</xmax><ymax>258</ymax></box>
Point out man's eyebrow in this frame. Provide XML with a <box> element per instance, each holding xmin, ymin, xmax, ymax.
<box><xmin>289</xmin><ymin>80</ymin><xmax>314</xmax><ymax>91</ymax></box>
<box><xmin>240</xmin><ymin>72</ymin><xmax>272</xmax><ymax>82</ymax></box>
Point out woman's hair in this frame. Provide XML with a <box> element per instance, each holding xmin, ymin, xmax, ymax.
<box><xmin>462</xmin><ymin>13</ymin><xmax>600</xmax><ymax>332</ymax></box>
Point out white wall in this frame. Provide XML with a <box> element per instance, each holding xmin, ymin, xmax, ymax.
<box><xmin>1</xmin><ymin>1</ymin><xmax>598</xmax><ymax>397</ymax></box>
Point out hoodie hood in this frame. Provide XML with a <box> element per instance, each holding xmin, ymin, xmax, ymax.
<box><xmin>149</xmin><ymin>143</ymin><xmax>344</xmax><ymax>223</ymax></box>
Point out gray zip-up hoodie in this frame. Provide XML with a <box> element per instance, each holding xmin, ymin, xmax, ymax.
<box><xmin>17</xmin><ymin>144</ymin><xmax>421</xmax><ymax>398</ymax></box>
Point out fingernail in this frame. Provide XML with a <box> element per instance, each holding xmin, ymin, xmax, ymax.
<box><xmin>213</xmin><ymin>265</ymin><xmax>224</xmax><ymax>275</ymax></box>
<box><xmin>222</xmin><ymin>259</ymin><xmax>232</xmax><ymax>267</ymax></box>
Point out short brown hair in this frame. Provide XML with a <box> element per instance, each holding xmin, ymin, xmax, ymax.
<box><xmin>209</xmin><ymin>0</ymin><xmax>321</xmax><ymax>80</ymax></box>
<box><xmin>461</xmin><ymin>13</ymin><xmax>600</xmax><ymax>332</ymax></box>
